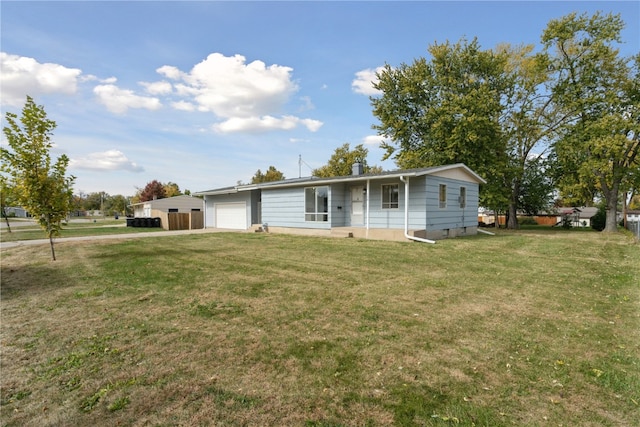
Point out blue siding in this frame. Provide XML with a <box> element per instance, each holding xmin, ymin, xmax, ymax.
<box><xmin>424</xmin><ymin>176</ymin><xmax>479</xmax><ymax>231</ymax></box>
<box><xmin>209</xmin><ymin>174</ymin><xmax>480</xmax><ymax>233</ymax></box>
<box><xmin>367</xmin><ymin>179</ymin><xmax>406</xmax><ymax>229</ymax></box>
<box><xmin>261</xmin><ymin>187</ymin><xmax>331</xmax><ymax>229</ymax></box>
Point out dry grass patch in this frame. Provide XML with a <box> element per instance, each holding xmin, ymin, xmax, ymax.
<box><xmin>1</xmin><ymin>230</ymin><xmax>638</xmax><ymax>426</ymax></box>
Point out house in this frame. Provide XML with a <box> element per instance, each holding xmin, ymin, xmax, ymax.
<box><xmin>194</xmin><ymin>163</ymin><xmax>485</xmax><ymax>242</ymax></box>
<box><xmin>557</xmin><ymin>207</ymin><xmax>599</xmax><ymax>228</ymax></box>
<box><xmin>625</xmin><ymin>209</ymin><xmax>640</xmax><ymax>223</ymax></box>
<box><xmin>128</xmin><ymin>195</ymin><xmax>204</xmax><ymax>230</ymax></box>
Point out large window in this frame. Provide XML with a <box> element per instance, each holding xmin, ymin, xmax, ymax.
<box><xmin>459</xmin><ymin>187</ymin><xmax>466</xmax><ymax>209</ymax></box>
<box><xmin>439</xmin><ymin>184</ymin><xmax>447</xmax><ymax>208</ymax></box>
<box><xmin>382</xmin><ymin>184</ymin><xmax>399</xmax><ymax>209</ymax></box>
<box><xmin>305</xmin><ymin>186</ymin><xmax>328</xmax><ymax>222</ymax></box>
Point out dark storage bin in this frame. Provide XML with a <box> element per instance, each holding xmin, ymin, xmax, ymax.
<box><xmin>133</xmin><ymin>217</ymin><xmax>142</xmax><ymax>227</ymax></box>
<box><xmin>126</xmin><ymin>218</ymin><xmax>134</xmax><ymax>227</ymax></box>
<box><xmin>153</xmin><ymin>217</ymin><xmax>161</xmax><ymax>228</ymax></box>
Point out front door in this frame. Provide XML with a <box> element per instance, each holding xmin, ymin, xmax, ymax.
<box><xmin>350</xmin><ymin>186</ymin><xmax>365</xmax><ymax>225</ymax></box>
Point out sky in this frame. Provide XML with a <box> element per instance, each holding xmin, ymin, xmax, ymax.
<box><xmin>1</xmin><ymin>1</ymin><xmax>638</xmax><ymax>197</ymax></box>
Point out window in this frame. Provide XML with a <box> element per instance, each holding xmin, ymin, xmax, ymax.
<box><xmin>439</xmin><ymin>184</ymin><xmax>447</xmax><ymax>208</ymax></box>
<box><xmin>459</xmin><ymin>187</ymin><xmax>466</xmax><ymax>209</ymax></box>
<box><xmin>382</xmin><ymin>184</ymin><xmax>399</xmax><ymax>209</ymax></box>
<box><xmin>305</xmin><ymin>186</ymin><xmax>328</xmax><ymax>222</ymax></box>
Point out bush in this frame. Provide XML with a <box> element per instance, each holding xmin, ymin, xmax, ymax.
<box><xmin>591</xmin><ymin>205</ymin><xmax>606</xmax><ymax>231</ymax></box>
<box><xmin>518</xmin><ymin>216</ymin><xmax>538</xmax><ymax>226</ymax></box>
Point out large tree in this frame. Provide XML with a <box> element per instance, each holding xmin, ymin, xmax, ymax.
<box><xmin>1</xmin><ymin>96</ymin><xmax>75</xmax><ymax>260</ymax></box>
<box><xmin>372</xmin><ymin>38</ymin><xmax>567</xmax><ymax>228</ymax></box>
<box><xmin>312</xmin><ymin>143</ymin><xmax>382</xmax><ymax>178</ymax></box>
<box><xmin>543</xmin><ymin>12</ymin><xmax>640</xmax><ymax>232</ymax></box>
<box><xmin>371</xmin><ymin>38</ymin><xmax>511</xmax><ymax>216</ymax></box>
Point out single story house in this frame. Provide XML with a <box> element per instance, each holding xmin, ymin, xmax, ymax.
<box><xmin>129</xmin><ymin>195</ymin><xmax>204</xmax><ymax>230</ymax></box>
<box><xmin>194</xmin><ymin>163</ymin><xmax>485</xmax><ymax>242</ymax></box>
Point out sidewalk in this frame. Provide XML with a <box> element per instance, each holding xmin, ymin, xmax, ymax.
<box><xmin>0</xmin><ymin>227</ymin><xmax>229</xmax><ymax>250</ymax></box>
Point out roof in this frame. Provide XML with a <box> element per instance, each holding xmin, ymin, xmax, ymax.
<box><xmin>128</xmin><ymin>195</ymin><xmax>203</xmax><ymax>207</ymax></box>
<box><xmin>194</xmin><ymin>163</ymin><xmax>486</xmax><ymax>196</ymax></box>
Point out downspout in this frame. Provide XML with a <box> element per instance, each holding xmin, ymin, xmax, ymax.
<box><xmin>400</xmin><ymin>176</ymin><xmax>436</xmax><ymax>244</ymax></box>
<box><xmin>366</xmin><ymin>179</ymin><xmax>370</xmax><ymax>239</ymax></box>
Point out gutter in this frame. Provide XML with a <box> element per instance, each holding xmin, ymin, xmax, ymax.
<box><xmin>400</xmin><ymin>176</ymin><xmax>436</xmax><ymax>244</ymax></box>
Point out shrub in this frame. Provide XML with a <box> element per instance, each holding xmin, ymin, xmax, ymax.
<box><xmin>591</xmin><ymin>205</ymin><xmax>607</xmax><ymax>231</ymax></box>
<box><xmin>518</xmin><ymin>216</ymin><xmax>538</xmax><ymax>225</ymax></box>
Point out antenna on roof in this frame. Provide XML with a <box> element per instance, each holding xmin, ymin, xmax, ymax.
<box><xmin>298</xmin><ymin>154</ymin><xmax>313</xmax><ymax>178</ymax></box>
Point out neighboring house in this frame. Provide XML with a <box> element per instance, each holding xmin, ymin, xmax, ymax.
<box><xmin>128</xmin><ymin>195</ymin><xmax>204</xmax><ymax>230</ymax></box>
<box><xmin>478</xmin><ymin>207</ymin><xmax>600</xmax><ymax>227</ymax></box>
<box><xmin>2</xmin><ymin>207</ymin><xmax>30</xmax><ymax>218</ymax></box>
<box><xmin>194</xmin><ymin>163</ymin><xmax>485</xmax><ymax>242</ymax></box>
<box><xmin>558</xmin><ymin>207</ymin><xmax>599</xmax><ymax>228</ymax></box>
<box><xmin>626</xmin><ymin>210</ymin><xmax>640</xmax><ymax>223</ymax></box>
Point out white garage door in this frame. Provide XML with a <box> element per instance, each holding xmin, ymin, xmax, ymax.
<box><xmin>215</xmin><ymin>202</ymin><xmax>247</xmax><ymax>229</ymax></box>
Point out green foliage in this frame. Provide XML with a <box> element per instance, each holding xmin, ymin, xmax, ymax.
<box><xmin>371</xmin><ymin>38</ymin><xmax>517</xmax><ymax>215</ymax></box>
<box><xmin>591</xmin><ymin>204</ymin><xmax>607</xmax><ymax>231</ymax></box>
<box><xmin>543</xmin><ymin>12</ymin><xmax>640</xmax><ymax>233</ymax></box>
<box><xmin>1</xmin><ymin>96</ymin><xmax>75</xmax><ymax>260</ymax></box>
<box><xmin>312</xmin><ymin>143</ymin><xmax>382</xmax><ymax>177</ymax></box>
<box><xmin>250</xmin><ymin>165</ymin><xmax>285</xmax><ymax>183</ymax></box>
<box><xmin>163</xmin><ymin>181</ymin><xmax>181</xmax><ymax>198</ymax></box>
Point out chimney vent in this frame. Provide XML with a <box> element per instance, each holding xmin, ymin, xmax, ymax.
<box><xmin>352</xmin><ymin>162</ymin><xmax>363</xmax><ymax>176</ymax></box>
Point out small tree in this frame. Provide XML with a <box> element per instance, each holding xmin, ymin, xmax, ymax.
<box><xmin>139</xmin><ymin>180</ymin><xmax>166</xmax><ymax>202</ymax></box>
<box><xmin>251</xmin><ymin>166</ymin><xmax>285</xmax><ymax>184</ymax></box>
<box><xmin>0</xmin><ymin>174</ymin><xmax>16</xmax><ymax>232</ymax></box>
<box><xmin>1</xmin><ymin>96</ymin><xmax>75</xmax><ymax>260</ymax></box>
<box><xmin>312</xmin><ymin>143</ymin><xmax>382</xmax><ymax>178</ymax></box>
<box><xmin>163</xmin><ymin>182</ymin><xmax>182</xmax><ymax>198</ymax></box>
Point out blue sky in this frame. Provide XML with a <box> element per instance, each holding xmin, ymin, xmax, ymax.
<box><xmin>2</xmin><ymin>1</ymin><xmax>638</xmax><ymax>197</ymax></box>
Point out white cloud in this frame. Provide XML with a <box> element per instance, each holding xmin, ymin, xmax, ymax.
<box><xmin>93</xmin><ymin>84</ymin><xmax>162</xmax><ymax>114</ymax></box>
<box><xmin>352</xmin><ymin>66</ymin><xmax>386</xmax><ymax>96</ymax></box>
<box><xmin>362</xmin><ymin>134</ymin><xmax>390</xmax><ymax>146</ymax></box>
<box><xmin>213</xmin><ymin>115</ymin><xmax>323</xmax><ymax>133</ymax></box>
<box><xmin>155</xmin><ymin>52</ymin><xmax>322</xmax><ymax>133</ymax></box>
<box><xmin>0</xmin><ymin>52</ymin><xmax>82</xmax><ymax>106</ymax></box>
<box><xmin>171</xmin><ymin>100</ymin><xmax>196</xmax><ymax>111</ymax></box>
<box><xmin>140</xmin><ymin>80</ymin><xmax>172</xmax><ymax>95</ymax></box>
<box><xmin>70</xmin><ymin>150</ymin><xmax>144</xmax><ymax>172</ymax></box>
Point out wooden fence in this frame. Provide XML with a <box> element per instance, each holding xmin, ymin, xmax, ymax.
<box><xmin>151</xmin><ymin>210</ymin><xmax>204</xmax><ymax>231</ymax></box>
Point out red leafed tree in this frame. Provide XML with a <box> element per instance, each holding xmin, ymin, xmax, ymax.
<box><xmin>139</xmin><ymin>179</ymin><xmax>166</xmax><ymax>202</ymax></box>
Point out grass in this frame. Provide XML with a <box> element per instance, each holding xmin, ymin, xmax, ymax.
<box><xmin>1</xmin><ymin>229</ymin><xmax>638</xmax><ymax>426</ymax></box>
<box><xmin>0</xmin><ymin>218</ymin><xmax>163</xmax><ymax>242</ymax></box>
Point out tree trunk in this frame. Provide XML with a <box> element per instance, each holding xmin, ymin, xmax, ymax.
<box><xmin>507</xmin><ymin>203</ymin><xmax>519</xmax><ymax>229</ymax></box>
<box><xmin>49</xmin><ymin>234</ymin><xmax>57</xmax><ymax>261</ymax></box>
<box><xmin>2</xmin><ymin>207</ymin><xmax>11</xmax><ymax>233</ymax></box>
<box><xmin>603</xmin><ymin>190</ymin><xmax>619</xmax><ymax>233</ymax></box>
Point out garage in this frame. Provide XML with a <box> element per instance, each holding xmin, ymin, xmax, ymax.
<box><xmin>215</xmin><ymin>202</ymin><xmax>247</xmax><ymax>229</ymax></box>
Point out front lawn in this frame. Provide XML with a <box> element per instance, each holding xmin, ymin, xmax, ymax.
<box><xmin>1</xmin><ymin>230</ymin><xmax>638</xmax><ymax>426</ymax></box>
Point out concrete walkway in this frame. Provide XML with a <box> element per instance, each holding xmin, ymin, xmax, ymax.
<box><xmin>0</xmin><ymin>227</ymin><xmax>232</xmax><ymax>250</ymax></box>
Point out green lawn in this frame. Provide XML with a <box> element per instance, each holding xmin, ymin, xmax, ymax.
<box><xmin>1</xmin><ymin>229</ymin><xmax>638</xmax><ymax>426</ymax></box>
<box><xmin>0</xmin><ymin>218</ymin><xmax>164</xmax><ymax>242</ymax></box>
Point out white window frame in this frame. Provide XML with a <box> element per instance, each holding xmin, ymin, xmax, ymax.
<box><xmin>439</xmin><ymin>184</ymin><xmax>447</xmax><ymax>209</ymax></box>
<box><xmin>305</xmin><ymin>186</ymin><xmax>328</xmax><ymax>222</ymax></box>
<box><xmin>382</xmin><ymin>184</ymin><xmax>399</xmax><ymax>209</ymax></box>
